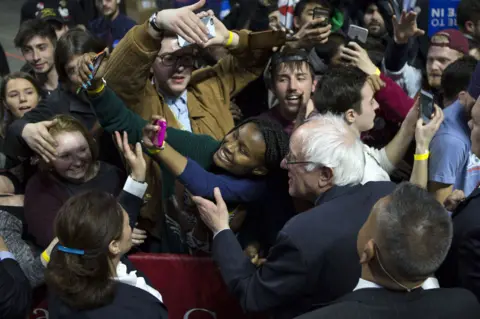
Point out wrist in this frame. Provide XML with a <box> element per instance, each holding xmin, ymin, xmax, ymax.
<box><xmin>415</xmin><ymin>145</ymin><xmax>429</xmax><ymax>154</ymax></box>
<box><xmin>130</xmin><ymin>174</ymin><xmax>146</xmax><ymax>183</ymax></box>
<box><xmin>225</xmin><ymin>31</ymin><xmax>239</xmax><ymax>48</ymax></box>
<box><xmin>394</xmin><ymin>35</ymin><xmax>409</xmax><ymax>45</ymax></box>
<box><xmin>147</xmin><ymin>12</ymin><xmax>164</xmax><ymax>39</ymax></box>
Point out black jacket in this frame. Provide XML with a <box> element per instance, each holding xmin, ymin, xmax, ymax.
<box><xmin>294</xmin><ymin>287</ymin><xmax>480</xmax><ymax>319</ymax></box>
<box><xmin>4</xmin><ymin>86</ymin><xmax>123</xmax><ymax>169</ymax></box>
<box><xmin>437</xmin><ymin>188</ymin><xmax>480</xmax><ymax>301</ymax></box>
<box><xmin>48</xmin><ymin>183</ymin><xmax>168</xmax><ymax>319</ymax></box>
<box><xmin>0</xmin><ymin>258</ymin><xmax>31</xmax><ymax>319</ymax></box>
<box><xmin>212</xmin><ymin>181</ymin><xmax>396</xmax><ymax>319</ymax></box>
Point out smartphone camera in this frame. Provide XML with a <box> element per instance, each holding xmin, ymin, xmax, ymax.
<box><xmin>313</xmin><ymin>7</ymin><xmax>330</xmax><ymax>28</ymax></box>
<box><xmin>419</xmin><ymin>90</ymin><xmax>434</xmax><ymax>124</ymax></box>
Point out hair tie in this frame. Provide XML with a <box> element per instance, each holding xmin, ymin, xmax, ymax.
<box><xmin>57</xmin><ymin>245</ymin><xmax>85</xmax><ymax>255</ymax></box>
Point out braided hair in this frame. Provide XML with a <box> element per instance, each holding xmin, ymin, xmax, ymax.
<box><xmin>227</xmin><ymin>117</ymin><xmax>290</xmax><ymax>172</ymax></box>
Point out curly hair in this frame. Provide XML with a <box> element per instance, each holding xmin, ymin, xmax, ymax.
<box><xmin>230</xmin><ymin>117</ymin><xmax>290</xmax><ymax>171</ymax></box>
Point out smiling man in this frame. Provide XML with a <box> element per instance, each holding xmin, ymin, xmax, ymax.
<box><xmin>260</xmin><ymin>49</ymin><xmax>316</xmax><ymax>135</ymax></box>
<box><xmin>14</xmin><ymin>19</ymin><xmax>58</xmax><ymax>95</ymax></box>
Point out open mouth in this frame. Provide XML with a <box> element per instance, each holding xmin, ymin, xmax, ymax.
<box><xmin>218</xmin><ymin>147</ymin><xmax>232</xmax><ymax>165</ymax></box>
<box><xmin>285</xmin><ymin>94</ymin><xmax>303</xmax><ymax>104</ymax></box>
<box><xmin>171</xmin><ymin>75</ymin><xmax>185</xmax><ymax>84</ymax></box>
<box><xmin>18</xmin><ymin>106</ymin><xmax>31</xmax><ymax>111</ymax></box>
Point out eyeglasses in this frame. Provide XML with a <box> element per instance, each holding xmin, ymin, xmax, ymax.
<box><xmin>157</xmin><ymin>53</ymin><xmax>195</xmax><ymax>67</ymax></box>
<box><xmin>283</xmin><ymin>151</ymin><xmax>316</xmax><ymax>168</ymax></box>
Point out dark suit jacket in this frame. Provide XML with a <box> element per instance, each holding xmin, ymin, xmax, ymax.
<box><xmin>294</xmin><ymin>287</ymin><xmax>480</xmax><ymax>319</ymax></box>
<box><xmin>212</xmin><ymin>182</ymin><xmax>396</xmax><ymax>318</ymax></box>
<box><xmin>437</xmin><ymin>188</ymin><xmax>480</xmax><ymax>300</ymax></box>
<box><xmin>0</xmin><ymin>258</ymin><xmax>31</xmax><ymax>319</ymax></box>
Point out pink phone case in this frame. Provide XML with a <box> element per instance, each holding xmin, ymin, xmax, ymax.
<box><xmin>152</xmin><ymin>120</ymin><xmax>167</xmax><ymax>148</ymax></box>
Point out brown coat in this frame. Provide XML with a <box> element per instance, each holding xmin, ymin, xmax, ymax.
<box><xmin>103</xmin><ymin>21</ymin><xmax>271</xmax><ymax>237</ymax></box>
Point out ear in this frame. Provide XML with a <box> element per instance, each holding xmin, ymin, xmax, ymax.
<box><xmin>465</xmin><ymin>21</ymin><xmax>475</xmax><ymax>34</ymax></box>
<box><xmin>108</xmin><ymin>239</ymin><xmax>121</xmax><ymax>256</ymax></box>
<box><xmin>252</xmin><ymin>166</ymin><xmax>268</xmax><ymax>176</ymax></box>
<box><xmin>317</xmin><ymin>166</ymin><xmax>333</xmax><ymax>187</ymax></box>
<box><xmin>359</xmin><ymin>239</ymin><xmax>376</xmax><ymax>264</ymax></box>
<box><xmin>293</xmin><ymin>16</ymin><xmax>300</xmax><ymax>30</ymax></box>
<box><xmin>312</xmin><ymin>78</ymin><xmax>318</xmax><ymax>93</ymax></box>
<box><xmin>344</xmin><ymin>109</ymin><xmax>356</xmax><ymax>125</ymax></box>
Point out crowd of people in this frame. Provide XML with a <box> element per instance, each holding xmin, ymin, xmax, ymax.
<box><xmin>2</xmin><ymin>0</ymin><xmax>480</xmax><ymax>318</ymax></box>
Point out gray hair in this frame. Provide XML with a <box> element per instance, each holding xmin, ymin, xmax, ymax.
<box><xmin>297</xmin><ymin>112</ymin><xmax>365</xmax><ymax>186</ymax></box>
<box><xmin>376</xmin><ymin>183</ymin><xmax>453</xmax><ymax>280</ymax></box>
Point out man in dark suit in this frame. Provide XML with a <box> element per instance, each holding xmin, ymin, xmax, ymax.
<box><xmin>192</xmin><ymin>113</ymin><xmax>397</xmax><ymax>318</ymax></box>
<box><xmin>437</xmin><ymin>79</ymin><xmax>480</xmax><ymax>300</ymax></box>
<box><xmin>296</xmin><ymin>183</ymin><xmax>480</xmax><ymax>319</ymax></box>
<box><xmin>0</xmin><ymin>236</ymin><xmax>32</xmax><ymax>319</ymax></box>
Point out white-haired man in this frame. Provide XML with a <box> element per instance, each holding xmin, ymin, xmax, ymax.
<box><xmin>192</xmin><ymin>113</ymin><xmax>396</xmax><ymax>318</ymax></box>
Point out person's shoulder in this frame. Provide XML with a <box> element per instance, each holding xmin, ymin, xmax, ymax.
<box><xmin>119</xmin><ymin>14</ymin><xmax>137</xmax><ymax>27</ymax></box>
<box><xmin>427</xmin><ymin>288</ymin><xmax>480</xmax><ymax>317</ymax></box>
<box><xmin>295</xmin><ymin>300</ymin><xmax>365</xmax><ymax>319</ymax></box>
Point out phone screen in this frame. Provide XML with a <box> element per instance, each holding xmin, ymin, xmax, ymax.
<box><xmin>91</xmin><ymin>51</ymin><xmax>107</xmax><ymax>78</ymax></box>
<box><xmin>419</xmin><ymin>91</ymin><xmax>434</xmax><ymax>123</ymax></box>
<box><xmin>313</xmin><ymin>8</ymin><xmax>330</xmax><ymax>27</ymax></box>
<box><xmin>347</xmin><ymin>25</ymin><xmax>369</xmax><ymax>43</ymax></box>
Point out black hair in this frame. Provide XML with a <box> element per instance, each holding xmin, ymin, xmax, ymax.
<box><xmin>441</xmin><ymin>55</ymin><xmax>478</xmax><ymax>103</ymax></box>
<box><xmin>313</xmin><ymin>65</ymin><xmax>368</xmax><ymax>114</ymax></box>
<box><xmin>457</xmin><ymin>0</ymin><xmax>480</xmax><ymax>32</ymax></box>
<box><xmin>230</xmin><ymin>117</ymin><xmax>289</xmax><ymax>171</ymax></box>
<box><xmin>314</xmin><ymin>32</ymin><xmax>347</xmax><ymax>65</ymax></box>
<box><xmin>14</xmin><ymin>19</ymin><xmax>57</xmax><ymax>49</ymax></box>
<box><xmin>293</xmin><ymin>0</ymin><xmax>334</xmax><ymax>17</ymax></box>
<box><xmin>54</xmin><ymin>28</ymin><xmax>105</xmax><ymax>83</ymax></box>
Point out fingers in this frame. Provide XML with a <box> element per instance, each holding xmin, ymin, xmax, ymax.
<box><xmin>44</xmin><ymin>119</ymin><xmax>59</xmax><ymax>129</ymax></box>
<box><xmin>114</xmin><ymin>131</ymin><xmax>124</xmax><ymax>152</ymax></box>
<box><xmin>134</xmin><ymin>142</ymin><xmax>143</xmax><ymax>158</ymax></box>
<box><xmin>213</xmin><ymin>187</ymin><xmax>226</xmax><ymax>210</ymax></box>
<box><xmin>191</xmin><ymin>195</ymin><xmax>208</xmax><ymax>206</ymax></box>
<box><xmin>122</xmin><ymin>131</ymin><xmax>132</xmax><ymax>155</ymax></box>
<box><xmin>186</xmin><ymin>0</ymin><xmax>206</xmax><ymax>11</ymax></box>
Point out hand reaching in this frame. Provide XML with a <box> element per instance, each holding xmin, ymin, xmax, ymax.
<box><xmin>22</xmin><ymin>120</ymin><xmax>58</xmax><ymax>163</ymax></box>
<box><xmin>392</xmin><ymin>10</ymin><xmax>425</xmax><ymax>44</ymax></box>
<box><xmin>114</xmin><ymin>131</ymin><xmax>146</xmax><ymax>182</ymax></box>
<box><xmin>132</xmin><ymin>224</ymin><xmax>147</xmax><ymax>246</ymax></box>
<box><xmin>292</xmin><ymin>19</ymin><xmax>331</xmax><ymax>47</ymax></box>
<box><xmin>141</xmin><ymin>115</ymin><xmax>166</xmax><ymax>149</ymax></box>
<box><xmin>155</xmin><ymin>0</ymin><xmax>210</xmax><ymax>45</ymax></box>
<box><xmin>340</xmin><ymin>42</ymin><xmax>377</xmax><ymax>75</ymax></box>
<box><xmin>415</xmin><ymin>104</ymin><xmax>444</xmax><ymax>151</ymax></box>
<box><xmin>76</xmin><ymin>49</ymin><xmax>109</xmax><ymax>90</ymax></box>
<box><xmin>191</xmin><ymin>187</ymin><xmax>230</xmax><ymax>234</ymax></box>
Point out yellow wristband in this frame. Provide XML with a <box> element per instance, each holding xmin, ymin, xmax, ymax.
<box><xmin>87</xmin><ymin>82</ymin><xmax>105</xmax><ymax>95</ymax></box>
<box><xmin>225</xmin><ymin>31</ymin><xmax>234</xmax><ymax>47</ymax></box>
<box><xmin>41</xmin><ymin>250</ymin><xmax>50</xmax><ymax>264</ymax></box>
<box><xmin>414</xmin><ymin>151</ymin><xmax>430</xmax><ymax>161</ymax></box>
<box><xmin>375</xmin><ymin>68</ymin><xmax>381</xmax><ymax>76</ymax></box>
<box><xmin>146</xmin><ymin>148</ymin><xmax>162</xmax><ymax>155</ymax></box>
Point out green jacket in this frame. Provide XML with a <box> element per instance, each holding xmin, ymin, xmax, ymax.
<box><xmin>89</xmin><ymin>87</ymin><xmax>221</xmax><ymax>199</ymax></box>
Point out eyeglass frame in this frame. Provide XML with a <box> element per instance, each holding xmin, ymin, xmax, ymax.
<box><xmin>157</xmin><ymin>53</ymin><xmax>196</xmax><ymax>67</ymax></box>
<box><xmin>283</xmin><ymin>151</ymin><xmax>317</xmax><ymax>168</ymax></box>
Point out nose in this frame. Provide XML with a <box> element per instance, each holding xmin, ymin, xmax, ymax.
<box><xmin>288</xmin><ymin>78</ymin><xmax>299</xmax><ymax>91</ymax></box>
<box><xmin>373</xmin><ymin>98</ymin><xmax>380</xmax><ymax>111</ymax></box>
<box><xmin>32</xmin><ymin>49</ymin><xmax>40</xmax><ymax>62</ymax></box>
<box><xmin>19</xmin><ymin>92</ymin><xmax>27</xmax><ymax>103</ymax></box>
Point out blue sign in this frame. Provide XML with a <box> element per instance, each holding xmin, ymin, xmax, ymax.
<box><xmin>428</xmin><ymin>0</ymin><xmax>461</xmax><ymax>36</ymax></box>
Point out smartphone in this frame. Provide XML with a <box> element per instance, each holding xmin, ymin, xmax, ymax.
<box><xmin>151</xmin><ymin>120</ymin><xmax>167</xmax><ymax>148</ymax></box>
<box><xmin>419</xmin><ymin>90</ymin><xmax>434</xmax><ymax>123</ymax></box>
<box><xmin>76</xmin><ymin>50</ymin><xmax>107</xmax><ymax>94</ymax></box>
<box><xmin>347</xmin><ymin>25</ymin><xmax>369</xmax><ymax>43</ymax></box>
<box><xmin>312</xmin><ymin>7</ymin><xmax>330</xmax><ymax>27</ymax></box>
<box><xmin>178</xmin><ymin>16</ymin><xmax>216</xmax><ymax>48</ymax></box>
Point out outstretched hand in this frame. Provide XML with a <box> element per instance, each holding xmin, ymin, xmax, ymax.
<box><xmin>191</xmin><ymin>187</ymin><xmax>230</xmax><ymax>234</ymax></box>
<box><xmin>114</xmin><ymin>131</ymin><xmax>146</xmax><ymax>182</ymax></box>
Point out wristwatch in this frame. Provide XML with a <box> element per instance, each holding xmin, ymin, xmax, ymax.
<box><xmin>149</xmin><ymin>13</ymin><xmax>164</xmax><ymax>35</ymax></box>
